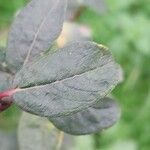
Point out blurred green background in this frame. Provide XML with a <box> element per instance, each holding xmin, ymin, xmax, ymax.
<box><xmin>0</xmin><ymin>0</ymin><xmax>150</xmax><ymax>149</ymax></box>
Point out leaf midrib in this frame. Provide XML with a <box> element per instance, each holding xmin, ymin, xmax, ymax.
<box><xmin>23</xmin><ymin>0</ymin><xmax>60</xmax><ymax>66</ymax></box>
<box><xmin>17</xmin><ymin>58</ymin><xmax>114</xmax><ymax>92</ymax></box>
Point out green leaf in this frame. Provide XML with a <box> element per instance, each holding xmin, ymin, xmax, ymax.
<box><xmin>49</xmin><ymin>97</ymin><xmax>121</xmax><ymax>135</ymax></box>
<box><xmin>6</xmin><ymin>0</ymin><xmax>67</xmax><ymax>73</ymax></box>
<box><xmin>13</xmin><ymin>41</ymin><xmax>122</xmax><ymax>117</ymax></box>
<box><xmin>0</xmin><ymin>71</ymin><xmax>12</xmax><ymax>92</ymax></box>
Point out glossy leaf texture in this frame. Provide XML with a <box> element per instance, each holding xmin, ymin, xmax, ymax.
<box><xmin>18</xmin><ymin>112</ymin><xmax>74</xmax><ymax>150</ymax></box>
<box><xmin>6</xmin><ymin>0</ymin><xmax>67</xmax><ymax>73</ymax></box>
<box><xmin>49</xmin><ymin>97</ymin><xmax>121</xmax><ymax>135</ymax></box>
<box><xmin>13</xmin><ymin>41</ymin><xmax>122</xmax><ymax>117</ymax></box>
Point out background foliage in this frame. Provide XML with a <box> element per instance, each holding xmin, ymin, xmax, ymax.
<box><xmin>0</xmin><ymin>0</ymin><xmax>149</xmax><ymax>149</ymax></box>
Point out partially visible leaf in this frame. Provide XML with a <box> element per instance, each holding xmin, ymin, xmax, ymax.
<box><xmin>18</xmin><ymin>112</ymin><xmax>74</xmax><ymax>150</ymax></box>
<box><xmin>0</xmin><ymin>71</ymin><xmax>12</xmax><ymax>92</ymax></box>
<box><xmin>57</xmin><ymin>22</ymin><xmax>91</xmax><ymax>48</ymax></box>
<box><xmin>13</xmin><ymin>41</ymin><xmax>122</xmax><ymax>117</ymax></box>
<box><xmin>6</xmin><ymin>0</ymin><xmax>67</xmax><ymax>73</ymax></box>
<box><xmin>18</xmin><ymin>112</ymin><xmax>58</xmax><ymax>150</ymax></box>
<box><xmin>50</xmin><ymin>97</ymin><xmax>121</xmax><ymax>135</ymax></box>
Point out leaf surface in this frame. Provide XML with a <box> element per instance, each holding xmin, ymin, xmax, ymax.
<box><xmin>18</xmin><ymin>112</ymin><xmax>60</xmax><ymax>150</ymax></box>
<box><xmin>13</xmin><ymin>41</ymin><xmax>122</xmax><ymax>117</ymax></box>
<box><xmin>6</xmin><ymin>0</ymin><xmax>67</xmax><ymax>73</ymax></box>
<box><xmin>49</xmin><ymin>97</ymin><xmax>121</xmax><ymax>135</ymax></box>
<box><xmin>0</xmin><ymin>71</ymin><xmax>12</xmax><ymax>92</ymax></box>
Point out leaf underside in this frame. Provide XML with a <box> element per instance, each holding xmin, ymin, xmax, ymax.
<box><xmin>13</xmin><ymin>41</ymin><xmax>122</xmax><ymax>118</ymax></box>
<box><xmin>6</xmin><ymin>0</ymin><xmax>67</xmax><ymax>73</ymax></box>
<box><xmin>49</xmin><ymin>97</ymin><xmax>121</xmax><ymax>135</ymax></box>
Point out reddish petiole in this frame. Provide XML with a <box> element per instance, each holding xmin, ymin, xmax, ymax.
<box><xmin>0</xmin><ymin>88</ymin><xmax>20</xmax><ymax>112</ymax></box>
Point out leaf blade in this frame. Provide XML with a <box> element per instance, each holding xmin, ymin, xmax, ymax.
<box><xmin>13</xmin><ymin>42</ymin><xmax>122</xmax><ymax>117</ymax></box>
<box><xmin>13</xmin><ymin>41</ymin><xmax>114</xmax><ymax>88</ymax></box>
<box><xmin>6</xmin><ymin>0</ymin><xmax>67</xmax><ymax>73</ymax></box>
<box><xmin>49</xmin><ymin>97</ymin><xmax>121</xmax><ymax>135</ymax></box>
